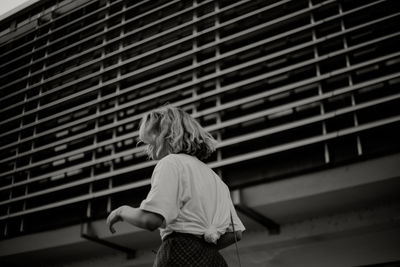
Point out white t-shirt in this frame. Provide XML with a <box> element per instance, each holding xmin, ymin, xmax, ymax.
<box><xmin>139</xmin><ymin>153</ymin><xmax>245</xmax><ymax>243</ymax></box>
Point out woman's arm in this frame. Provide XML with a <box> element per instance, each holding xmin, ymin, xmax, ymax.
<box><xmin>216</xmin><ymin>231</ymin><xmax>242</xmax><ymax>250</ymax></box>
<box><xmin>107</xmin><ymin>205</ymin><xmax>164</xmax><ymax>233</ymax></box>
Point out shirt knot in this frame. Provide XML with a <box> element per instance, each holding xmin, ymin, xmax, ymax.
<box><xmin>204</xmin><ymin>225</ymin><xmax>219</xmax><ymax>244</ymax></box>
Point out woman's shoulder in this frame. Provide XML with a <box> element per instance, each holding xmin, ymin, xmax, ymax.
<box><xmin>159</xmin><ymin>153</ymin><xmax>190</xmax><ymax>166</ymax></box>
<box><xmin>161</xmin><ymin>153</ymin><xmax>182</xmax><ymax>161</ymax></box>
<box><xmin>163</xmin><ymin>153</ymin><xmax>193</xmax><ymax>161</ymax></box>
<box><xmin>162</xmin><ymin>153</ymin><xmax>205</xmax><ymax>168</ymax></box>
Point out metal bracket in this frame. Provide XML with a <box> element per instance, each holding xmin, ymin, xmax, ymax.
<box><xmin>235</xmin><ymin>204</ymin><xmax>280</xmax><ymax>235</ymax></box>
<box><xmin>80</xmin><ymin>223</ymin><xmax>136</xmax><ymax>259</ymax></box>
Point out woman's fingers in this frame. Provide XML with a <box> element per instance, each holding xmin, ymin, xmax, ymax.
<box><xmin>107</xmin><ymin>209</ymin><xmax>120</xmax><ymax>234</ymax></box>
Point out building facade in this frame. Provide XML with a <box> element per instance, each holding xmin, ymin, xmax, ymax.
<box><xmin>0</xmin><ymin>0</ymin><xmax>400</xmax><ymax>266</ymax></box>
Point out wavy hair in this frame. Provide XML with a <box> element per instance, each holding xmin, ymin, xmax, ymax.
<box><xmin>138</xmin><ymin>105</ymin><xmax>217</xmax><ymax>160</ymax></box>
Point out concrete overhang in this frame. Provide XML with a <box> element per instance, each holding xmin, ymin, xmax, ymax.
<box><xmin>236</xmin><ymin>153</ymin><xmax>400</xmax><ymax>226</ymax></box>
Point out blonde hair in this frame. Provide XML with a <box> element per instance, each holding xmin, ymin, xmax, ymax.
<box><xmin>138</xmin><ymin>105</ymin><xmax>217</xmax><ymax>160</ymax></box>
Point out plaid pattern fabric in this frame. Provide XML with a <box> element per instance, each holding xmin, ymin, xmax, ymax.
<box><xmin>153</xmin><ymin>232</ymin><xmax>228</xmax><ymax>267</ymax></box>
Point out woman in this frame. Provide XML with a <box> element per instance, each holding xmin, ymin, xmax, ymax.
<box><xmin>107</xmin><ymin>105</ymin><xmax>245</xmax><ymax>266</ymax></box>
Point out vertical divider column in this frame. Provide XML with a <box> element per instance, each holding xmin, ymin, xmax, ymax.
<box><xmin>214</xmin><ymin>0</ymin><xmax>223</xmax><ymax>179</ymax></box>
<box><xmin>338</xmin><ymin>2</ymin><xmax>363</xmax><ymax>156</ymax></box>
<box><xmin>191</xmin><ymin>0</ymin><xmax>199</xmax><ymax>115</ymax></box>
<box><xmin>20</xmin><ymin>23</ymin><xmax>41</xmax><ymax>235</ymax></box>
<box><xmin>309</xmin><ymin>0</ymin><xmax>330</xmax><ymax>164</ymax></box>
<box><xmin>91</xmin><ymin>0</ymin><xmax>111</xmax><ymax>219</ymax></box>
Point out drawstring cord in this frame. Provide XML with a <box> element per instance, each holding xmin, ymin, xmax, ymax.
<box><xmin>231</xmin><ymin>212</ymin><xmax>242</xmax><ymax>267</ymax></box>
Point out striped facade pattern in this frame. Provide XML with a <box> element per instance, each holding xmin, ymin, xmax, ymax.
<box><xmin>0</xmin><ymin>0</ymin><xmax>399</xmax><ymax>239</ymax></box>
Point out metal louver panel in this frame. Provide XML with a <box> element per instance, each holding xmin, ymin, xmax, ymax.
<box><xmin>0</xmin><ymin>0</ymin><xmax>399</xmax><ymax>239</ymax></box>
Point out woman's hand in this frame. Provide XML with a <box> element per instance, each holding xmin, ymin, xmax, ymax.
<box><xmin>106</xmin><ymin>206</ymin><xmax>125</xmax><ymax>234</ymax></box>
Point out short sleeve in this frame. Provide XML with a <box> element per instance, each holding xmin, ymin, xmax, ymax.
<box><xmin>139</xmin><ymin>157</ymin><xmax>180</xmax><ymax>225</ymax></box>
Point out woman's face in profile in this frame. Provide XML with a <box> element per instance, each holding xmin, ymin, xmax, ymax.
<box><xmin>140</xmin><ymin>130</ymin><xmax>157</xmax><ymax>146</ymax></box>
<box><xmin>139</xmin><ymin>118</ymin><xmax>158</xmax><ymax>145</ymax></box>
<box><xmin>142</xmin><ymin>130</ymin><xmax>170</xmax><ymax>160</ymax></box>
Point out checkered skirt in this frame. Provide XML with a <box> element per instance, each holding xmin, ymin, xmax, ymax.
<box><xmin>153</xmin><ymin>232</ymin><xmax>228</xmax><ymax>267</ymax></box>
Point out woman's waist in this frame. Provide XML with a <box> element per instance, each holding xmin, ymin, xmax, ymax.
<box><xmin>161</xmin><ymin>224</ymin><xmax>204</xmax><ymax>240</ymax></box>
<box><xmin>163</xmin><ymin>231</ymin><xmax>203</xmax><ymax>241</ymax></box>
<box><xmin>163</xmin><ymin>231</ymin><xmax>221</xmax><ymax>249</ymax></box>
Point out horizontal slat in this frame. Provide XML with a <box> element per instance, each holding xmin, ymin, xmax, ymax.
<box><xmin>0</xmin><ymin>0</ymin><xmax>330</xmax><ymax>116</ymax></box>
<box><xmin>0</xmin><ymin>0</ymin><xmax>256</xmax><ymax>85</ymax></box>
<box><xmin>0</xmin><ymin>28</ymin><xmax>399</xmax><ymax>173</ymax></box>
<box><xmin>2</xmin><ymin>89</ymin><xmax>399</xmax><ymax>206</ymax></box>
<box><xmin>0</xmin><ymin>0</ymin><xmax>100</xmax><ymax>49</ymax></box>
<box><xmin>2</xmin><ymin>112</ymin><xmax>400</xmax><ymax>220</ymax></box>
<box><xmin>1</xmin><ymin>70</ymin><xmax>399</xmax><ymax>192</ymax></box>
<box><xmin>0</xmin><ymin>177</ymin><xmax>152</xmax><ymax>220</ymax></box>
<box><xmin>1</xmin><ymin>10</ymin><xmax>397</xmax><ymax>152</ymax></box>
<box><xmin>1</xmin><ymin>38</ymin><xmax>399</xmax><ymax>169</ymax></box>
<box><xmin>0</xmin><ymin>0</ymin><xmax>186</xmax><ymax>88</ymax></box>
<box><xmin>210</xmin><ymin>114</ymin><xmax>400</xmax><ymax>169</ymax></box>
<box><xmin>0</xmin><ymin>0</ymin><xmax>342</xmax><ymax>137</ymax></box>
<box><xmin>1</xmin><ymin>0</ymin><xmax>399</xmax><ymax>234</ymax></box>
<box><xmin>0</xmin><ymin>0</ymin><xmax>158</xmax><ymax>68</ymax></box>
<box><xmin>0</xmin><ymin>0</ymin><xmax>243</xmax><ymax>98</ymax></box>
<box><xmin>1</xmin><ymin>9</ymin><xmax>396</xmax><ymax>143</ymax></box>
